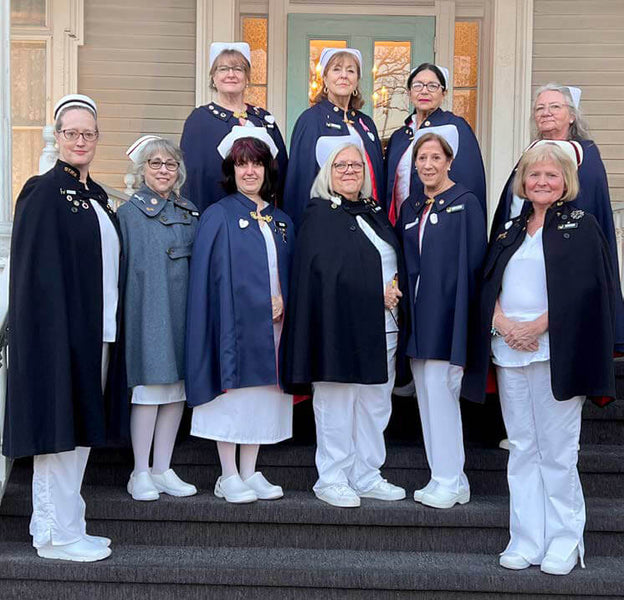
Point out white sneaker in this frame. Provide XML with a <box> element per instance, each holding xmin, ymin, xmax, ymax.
<box><xmin>243</xmin><ymin>472</ymin><xmax>283</xmax><ymax>500</ymax></box>
<box><xmin>127</xmin><ymin>471</ymin><xmax>159</xmax><ymax>501</ymax></box>
<box><xmin>84</xmin><ymin>534</ymin><xmax>111</xmax><ymax>547</ymax></box>
<box><xmin>541</xmin><ymin>547</ymin><xmax>579</xmax><ymax>576</ymax></box>
<box><xmin>359</xmin><ymin>480</ymin><xmax>406</xmax><ymax>501</ymax></box>
<box><xmin>214</xmin><ymin>474</ymin><xmax>258</xmax><ymax>503</ymax></box>
<box><xmin>421</xmin><ymin>485</ymin><xmax>470</xmax><ymax>509</ymax></box>
<box><xmin>315</xmin><ymin>484</ymin><xmax>361</xmax><ymax>508</ymax></box>
<box><xmin>37</xmin><ymin>538</ymin><xmax>111</xmax><ymax>562</ymax></box>
<box><xmin>150</xmin><ymin>469</ymin><xmax>197</xmax><ymax>497</ymax></box>
<box><xmin>413</xmin><ymin>480</ymin><xmax>437</xmax><ymax>503</ymax></box>
<box><xmin>499</xmin><ymin>552</ymin><xmax>531</xmax><ymax>570</ymax></box>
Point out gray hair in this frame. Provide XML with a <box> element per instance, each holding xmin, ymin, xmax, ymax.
<box><xmin>54</xmin><ymin>106</ymin><xmax>98</xmax><ymax>132</ymax></box>
<box><xmin>532</xmin><ymin>83</ymin><xmax>591</xmax><ymax>141</ymax></box>
<box><xmin>131</xmin><ymin>138</ymin><xmax>187</xmax><ymax>196</ymax></box>
<box><xmin>310</xmin><ymin>143</ymin><xmax>372</xmax><ymax>201</ymax></box>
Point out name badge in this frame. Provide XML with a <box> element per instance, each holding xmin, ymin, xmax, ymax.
<box><xmin>405</xmin><ymin>218</ymin><xmax>419</xmax><ymax>230</ymax></box>
<box><xmin>326</xmin><ymin>122</ymin><xmax>342</xmax><ymax>130</ymax></box>
<box><xmin>557</xmin><ymin>222</ymin><xmax>578</xmax><ymax>230</ymax></box>
<box><xmin>446</xmin><ymin>204</ymin><xmax>465</xmax><ymax>214</ymax></box>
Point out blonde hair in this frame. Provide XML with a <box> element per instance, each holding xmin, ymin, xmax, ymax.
<box><xmin>310</xmin><ymin>143</ymin><xmax>372</xmax><ymax>201</ymax></box>
<box><xmin>513</xmin><ymin>143</ymin><xmax>579</xmax><ymax>203</ymax></box>
<box><xmin>312</xmin><ymin>51</ymin><xmax>364</xmax><ymax>110</ymax></box>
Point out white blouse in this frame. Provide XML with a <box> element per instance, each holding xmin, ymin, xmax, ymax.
<box><xmin>491</xmin><ymin>227</ymin><xmax>550</xmax><ymax>367</ymax></box>
<box><xmin>90</xmin><ymin>199</ymin><xmax>120</xmax><ymax>343</ymax></box>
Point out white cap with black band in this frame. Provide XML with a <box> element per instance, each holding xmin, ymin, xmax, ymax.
<box><xmin>53</xmin><ymin>94</ymin><xmax>97</xmax><ymax>120</ymax></box>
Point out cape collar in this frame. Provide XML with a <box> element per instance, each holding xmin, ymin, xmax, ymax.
<box><xmin>204</xmin><ymin>101</ymin><xmax>265</xmax><ymax>122</ymax></box>
<box><xmin>55</xmin><ymin>159</ymin><xmax>108</xmax><ymax>204</ymax></box>
<box><xmin>232</xmin><ymin>191</ymin><xmax>274</xmax><ymax>217</ymax></box>
<box><xmin>320</xmin><ymin>99</ymin><xmax>358</xmax><ymax>123</ymax></box>
<box><xmin>412</xmin><ymin>182</ymin><xmax>467</xmax><ymax>214</ymax></box>
<box><xmin>403</xmin><ymin>107</ymin><xmax>444</xmax><ymax>129</ymax></box>
<box><xmin>129</xmin><ymin>184</ymin><xmax>174</xmax><ymax>217</ymax></box>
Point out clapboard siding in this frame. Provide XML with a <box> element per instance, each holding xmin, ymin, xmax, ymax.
<box><xmin>533</xmin><ymin>0</ymin><xmax>624</xmax><ymax>201</ymax></box>
<box><xmin>78</xmin><ymin>0</ymin><xmax>195</xmax><ymax>190</ymax></box>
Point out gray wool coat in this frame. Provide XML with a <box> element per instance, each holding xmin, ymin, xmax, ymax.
<box><xmin>117</xmin><ymin>184</ymin><xmax>199</xmax><ymax>387</ymax></box>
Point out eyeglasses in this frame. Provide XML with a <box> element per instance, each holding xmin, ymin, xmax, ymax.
<box><xmin>411</xmin><ymin>82</ymin><xmax>442</xmax><ymax>92</ymax></box>
<box><xmin>333</xmin><ymin>161</ymin><xmax>364</xmax><ymax>173</ymax></box>
<box><xmin>215</xmin><ymin>65</ymin><xmax>245</xmax><ymax>74</ymax></box>
<box><xmin>534</xmin><ymin>103</ymin><xmax>567</xmax><ymax>115</ymax></box>
<box><xmin>59</xmin><ymin>129</ymin><xmax>99</xmax><ymax>142</ymax></box>
<box><xmin>147</xmin><ymin>159</ymin><xmax>180</xmax><ymax>172</ymax></box>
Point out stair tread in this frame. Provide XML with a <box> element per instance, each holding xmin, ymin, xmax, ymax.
<box><xmin>2</xmin><ymin>484</ymin><xmax>624</xmax><ymax>531</ymax></box>
<box><xmin>0</xmin><ymin>542</ymin><xmax>623</xmax><ymax>595</ymax></box>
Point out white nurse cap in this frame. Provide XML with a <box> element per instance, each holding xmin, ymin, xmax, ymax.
<box><xmin>565</xmin><ymin>86</ymin><xmax>582</xmax><ymax>110</ymax></box>
<box><xmin>413</xmin><ymin>124</ymin><xmax>459</xmax><ymax>158</ymax></box>
<box><xmin>531</xmin><ymin>139</ymin><xmax>584</xmax><ymax>169</ymax></box>
<box><xmin>53</xmin><ymin>94</ymin><xmax>97</xmax><ymax>120</ymax></box>
<box><xmin>315</xmin><ymin>134</ymin><xmax>364</xmax><ymax>168</ymax></box>
<box><xmin>217</xmin><ymin>125</ymin><xmax>278</xmax><ymax>159</ymax></box>
<box><xmin>209</xmin><ymin>42</ymin><xmax>251</xmax><ymax>69</ymax></box>
<box><xmin>126</xmin><ymin>135</ymin><xmax>163</xmax><ymax>163</ymax></box>
<box><xmin>319</xmin><ymin>48</ymin><xmax>363</xmax><ymax>72</ymax></box>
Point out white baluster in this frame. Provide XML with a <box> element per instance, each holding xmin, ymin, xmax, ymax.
<box><xmin>612</xmin><ymin>203</ymin><xmax>624</xmax><ymax>295</ymax></box>
<box><xmin>124</xmin><ymin>172</ymin><xmax>136</xmax><ymax>196</ymax></box>
<box><xmin>39</xmin><ymin>125</ymin><xmax>58</xmax><ymax>175</ymax></box>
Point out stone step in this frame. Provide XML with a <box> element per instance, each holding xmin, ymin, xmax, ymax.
<box><xmin>0</xmin><ymin>543</ymin><xmax>623</xmax><ymax>599</ymax></box>
<box><xmin>2</xmin><ymin>485</ymin><xmax>623</xmax><ymax>556</ymax></box>
<box><xmin>7</xmin><ymin>442</ymin><xmax>624</xmax><ymax>497</ymax></box>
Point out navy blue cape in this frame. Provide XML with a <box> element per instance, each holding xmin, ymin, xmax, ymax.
<box><xmin>4</xmin><ymin>160</ymin><xmax>129</xmax><ymax>458</ymax></box>
<box><xmin>180</xmin><ymin>103</ymin><xmax>288</xmax><ymax>214</ymax></box>
<box><xmin>185</xmin><ymin>192</ymin><xmax>294</xmax><ymax>406</ymax></box>
<box><xmin>490</xmin><ymin>138</ymin><xmax>624</xmax><ymax>351</ymax></box>
<box><xmin>397</xmin><ymin>182</ymin><xmax>487</xmax><ymax>370</ymax></box>
<box><xmin>385</xmin><ymin>108</ymin><xmax>486</xmax><ymax>223</ymax></box>
<box><xmin>283</xmin><ymin>99</ymin><xmax>385</xmax><ymax>228</ymax></box>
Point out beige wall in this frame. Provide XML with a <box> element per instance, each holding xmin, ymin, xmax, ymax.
<box><xmin>533</xmin><ymin>0</ymin><xmax>624</xmax><ymax>201</ymax></box>
<box><xmin>78</xmin><ymin>0</ymin><xmax>196</xmax><ymax>190</ymax></box>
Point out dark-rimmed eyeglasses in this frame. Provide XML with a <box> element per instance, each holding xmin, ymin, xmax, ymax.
<box><xmin>147</xmin><ymin>159</ymin><xmax>180</xmax><ymax>172</ymax></box>
<box><xmin>333</xmin><ymin>161</ymin><xmax>364</xmax><ymax>173</ymax></box>
<box><xmin>59</xmin><ymin>129</ymin><xmax>99</xmax><ymax>142</ymax></box>
<box><xmin>411</xmin><ymin>82</ymin><xmax>442</xmax><ymax>92</ymax></box>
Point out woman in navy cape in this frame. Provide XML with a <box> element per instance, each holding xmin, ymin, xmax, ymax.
<box><xmin>284</xmin><ymin>47</ymin><xmax>384</xmax><ymax>228</ymax></box>
<box><xmin>397</xmin><ymin>126</ymin><xmax>487</xmax><ymax>510</ymax></box>
<box><xmin>490</xmin><ymin>83</ymin><xmax>624</xmax><ymax>351</ymax></box>
<box><xmin>385</xmin><ymin>63</ymin><xmax>486</xmax><ymax>224</ymax></box>
<box><xmin>180</xmin><ymin>42</ymin><xmax>287</xmax><ymax>213</ymax></box>
<box><xmin>185</xmin><ymin>127</ymin><xmax>294</xmax><ymax>504</ymax></box>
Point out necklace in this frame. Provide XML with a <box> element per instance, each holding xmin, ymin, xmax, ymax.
<box><xmin>233</xmin><ymin>109</ymin><xmax>248</xmax><ymax>119</ymax></box>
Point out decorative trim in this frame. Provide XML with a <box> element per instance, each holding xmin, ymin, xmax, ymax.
<box><xmin>267</xmin><ymin>0</ymin><xmax>287</xmax><ymax>130</ymax></box>
<box><xmin>435</xmin><ymin>0</ymin><xmax>456</xmax><ymax>110</ymax></box>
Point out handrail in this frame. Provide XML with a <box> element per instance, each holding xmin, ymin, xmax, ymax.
<box><xmin>612</xmin><ymin>202</ymin><xmax>624</xmax><ymax>295</ymax></box>
<box><xmin>0</xmin><ymin>261</ymin><xmax>11</xmax><ymax>503</ymax></box>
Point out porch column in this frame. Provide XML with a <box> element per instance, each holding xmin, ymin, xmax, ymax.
<box><xmin>486</xmin><ymin>0</ymin><xmax>533</xmax><ymax>224</ymax></box>
<box><xmin>196</xmin><ymin>0</ymin><xmax>238</xmax><ymax>107</ymax></box>
<box><xmin>0</xmin><ymin>0</ymin><xmax>12</xmax><ymax>500</ymax></box>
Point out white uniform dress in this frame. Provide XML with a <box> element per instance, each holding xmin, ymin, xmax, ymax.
<box><xmin>190</xmin><ymin>218</ymin><xmax>293</xmax><ymax>445</ymax></box>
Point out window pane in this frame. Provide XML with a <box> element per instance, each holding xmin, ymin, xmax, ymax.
<box><xmin>309</xmin><ymin>39</ymin><xmax>347</xmax><ymax>104</ymax></box>
<box><xmin>242</xmin><ymin>17</ymin><xmax>268</xmax><ymax>86</ymax></box>
<box><xmin>373</xmin><ymin>41</ymin><xmax>411</xmax><ymax>142</ymax></box>
<box><xmin>10</xmin><ymin>0</ymin><xmax>46</xmax><ymax>26</ymax></box>
<box><xmin>12</xmin><ymin>128</ymin><xmax>44</xmax><ymax>209</ymax></box>
<box><xmin>246</xmin><ymin>85</ymin><xmax>267</xmax><ymax>109</ymax></box>
<box><xmin>454</xmin><ymin>22</ymin><xmax>479</xmax><ymax>88</ymax></box>
<box><xmin>453</xmin><ymin>89</ymin><xmax>477</xmax><ymax>131</ymax></box>
<box><xmin>11</xmin><ymin>41</ymin><xmax>46</xmax><ymax>126</ymax></box>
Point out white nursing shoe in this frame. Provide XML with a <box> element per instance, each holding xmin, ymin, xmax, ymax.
<box><xmin>421</xmin><ymin>485</ymin><xmax>470</xmax><ymax>509</ymax></box>
<box><xmin>413</xmin><ymin>480</ymin><xmax>437</xmax><ymax>503</ymax></box>
<box><xmin>499</xmin><ymin>552</ymin><xmax>531</xmax><ymax>570</ymax></box>
<box><xmin>84</xmin><ymin>534</ymin><xmax>111</xmax><ymax>547</ymax></box>
<box><xmin>243</xmin><ymin>472</ymin><xmax>283</xmax><ymax>500</ymax></box>
<box><xmin>541</xmin><ymin>547</ymin><xmax>579</xmax><ymax>576</ymax></box>
<box><xmin>150</xmin><ymin>469</ymin><xmax>197</xmax><ymax>497</ymax></box>
<box><xmin>37</xmin><ymin>538</ymin><xmax>111</xmax><ymax>562</ymax></box>
<box><xmin>127</xmin><ymin>471</ymin><xmax>160</xmax><ymax>501</ymax></box>
<box><xmin>214</xmin><ymin>474</ymin><xmax>258</xmax><ymax>503</ymax></box>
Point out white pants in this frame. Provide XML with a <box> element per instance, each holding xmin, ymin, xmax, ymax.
<box><xmin>30</xmin><ymin>344</ymin><xmax>110</xmax><ymax>548</ymax></box>
<box><xmin>411</xmin><ymin>359</ymin><xmax>468</xmax><ymax>493</ymax></box>
<box><xmin>497</xmin><ymin>360</ymin><xmax>585</xmax><ymax>566</ymax></box>
<box><xmin>312</xmin><ymin>333</ymin><xmax>397</xmax><ymax>493</ymax></box>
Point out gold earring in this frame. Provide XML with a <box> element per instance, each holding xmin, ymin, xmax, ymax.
<box><xmin>352</xmin><ymin>89</ymin><xmax>359</xmax><ymax>97</ymax></box>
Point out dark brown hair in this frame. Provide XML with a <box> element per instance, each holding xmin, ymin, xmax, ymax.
<box><xmin>221</xmin><ymin>138</ymin><xmax>278</xmax><ymax>202</ymax></box>
<box><xmin>413</xmin><ymin>132</ymin><xmax>454</xmax><ymax>162</ymax></box>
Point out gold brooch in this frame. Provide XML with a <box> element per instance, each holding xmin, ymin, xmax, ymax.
<box><xmin>250</xmin><ymin>211</ymin><xmax>273</xmax><ymax>223</ymax></box>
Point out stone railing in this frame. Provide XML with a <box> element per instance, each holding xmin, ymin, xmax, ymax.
<box><xmin>613</xmin><ymin>202</ymin><xmax>624</xmax><ymax>294</ymax></box>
